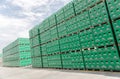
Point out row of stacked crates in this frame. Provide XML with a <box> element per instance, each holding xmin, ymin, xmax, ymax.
<box><xmin>3</xmin><ymin>38</ymin><xmax>31</xmax><ymax>67</ymax></box>
<box><xmin>29</xmin><ymin>0</ymin><xmax>120</xmax><ymax>71</ymax></box>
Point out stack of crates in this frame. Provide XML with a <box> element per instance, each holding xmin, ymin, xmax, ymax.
<box><xmin>29</xmin><ymin>0</ymin><xmax>120</xmax><ymax>71</ymax></box>
<box><xmin>106</xmin><ymin>0</ymin><xmax>120</xmax><ymax>70</ymax></box>
<box><xmin>40</xmin><ymin>19</ymin><xmax>51</xmax><ymax>68</ymax></box>
<box><xmin>41</xmin><ymin>44</ymin><xmax>48</xmax><ymax>68</ymax></box>
<box><xmin>75</xmin><ymin>0</ymin><xmax>120</xmax><ymax>70</ymax></box>
<box><xmin>56</xmin><ymin>8</ymin><xmax>65</xmax><ymax>24</ymax></box>
<box><xmin>46</xmin><ymin>14</ymin><xmax>62</xmax><ymax>68</ymax></box>
<box><xmin>3</xmin><ymin>38</ymin><xmax>31</xmax><ymax>67</ymax></box>
<box><xmin>57</xmin><ymin>22</ymin><xmax>67</xmax><ymax>37</ymax></box>
<box><xmin>88</xmin><ymin>0</ymin><xmax>119</xmax><ymax>70</ymax></box>
<box><xmin>64</xmin><ymin>2</ymin><xmax>75</xmax><ymax>20</ymax></box>
<box><xmin>29</xmin><ymin>26</ymin><xmax>43</xmax><ymax>68</ymax></box>
<box><xmin>29</xmin><ymin>14</ymin><xmax>62</xmax><ymax>68</ymax></box>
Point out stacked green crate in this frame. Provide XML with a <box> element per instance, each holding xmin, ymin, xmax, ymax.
<box><xmin>74</xmin><ymin>0</ymin><xmax>94</xmax><ymax>49</ymax></box>
<box><xmin>50</xmin><ymin>26</ymin><xmax>58</xmax><ymax>39</ymax></box>
<box><xmin>61</xmin><ymin>34</ymin><xmax>85</xmax><ymax>69</ymax></box>
<box><xmin>59</xmin><ymin>37</ymin><xmax>70</xmax><ymax>68</ymax></box>
<box><xmin>67</xmin><ymin>34</ymin><xmax>80</xmax><ymax>51</ymax></box>
<box><xmin>64</xmin><ymin>2</ymin><xmax>75</xmax><ymax>19</ymax></box>
<box><xmin>30</xmin><ymin>25</ymin><xmax>43</xmax><ymax>68</ymax></box>
<box><xmin>56</xmin><ymin>8</ymin><xmax>66</xmax><ymax>47</ymax></box>
<box><xmin>62</xmin><ymin>51</ymin><xmax>84</xmax><ymax>69</ymax></box>
<box><xmin>59</xmin><ymin>37</ymin><xmax>69</xmax><ymax>52</ymax></box>
<box><xmin>48</xmin><ymin>54</ymin><xmax>61</xmax><ymax>68</ymax></box>
<box><xmin>41</xmin><ymin>44</ymin><xmax>48</xmax><ymax>67</ymax></box>
<box><xmin>56</xmin><ymin>1</ymin><xmax>85</xmax><ymax>69</ymax></box>
<box><xmin>73</xmin><ymin>0</ymin><xmax>93</xmax><ymax>70</ymax></box>
<box><xmin>18</xmin><ymin>38</ymin><xmax>32</xmax><ymax>66</ymax></box>
<box><xmin>47</xmin><ymin>14</ymin><xmax>62</xmax><ymax>68</ymax></box>
<box><xmin>73</xmin><ymin>0</ymin><xmax>87</xmax><ymax>14</ymax></box>
<box><xmin>66</xmin><ymin>16</ymin><xmax>78</xmax><ymax>34</ymax></box>
<box><xmin>43</xmin><ymin>18</ymin><xmax>50</xmax><ymax>31</ymax></box>
<box><xmin>57</xmin><ymin>22</ymin><xmax>67</xmax><ymax>37</ymax></box>
<box><xmin>106</xmin><ymin>0</ymin><xmax>120</xmax><ymax>70</ymax></box>
<box><xmin>71</xmin><ymin>51</ymin><xmax>85</xmax><ymax>69</ymax></box>
<box><xmin>19</xmin><ymin>38</ymin><xmax>31</xmax><ymax>66</ymax></box>
<box><xmin>49</xmin><ymin>14</ymin><xmax>56</xmax><ymax>27</ymax></box>
<box><xmin>93</xmin><ymin>23</ymin><xmax>115</xmax><ymax>46</ymax></box>
<box><xmin>62</xmin><ymin>52</ymin><xmax>73</xmax><ymax>68</ymax></box>
<box><xmin>84</xmin><ymin>46</ymin><xmax>119</xmax><ymax>70</ymax></box>
<box><xmin>29</xmin><ymin>28</ymin><xmax>35</xmax><ymax>67</ymax></box>
<box><xmin>39</xmin><ymin>19</ymin><xmax>50</xmax><ymax>68</ymax></box>
<box><xmin>106</xmin><ymin>0</ymin><xmax>120</xmax><ymax>47</ymax></box>
<box><xmin>87</xmin><ymin>0</ymin><xmax>100</xmax><ymax>7</ymax></box>
<box><xmin>41</xmin><ymin>41</ymin><xmax>48</xmax><ymax>68</ymax></box>
<box><xmin>47</xmin><ymin>40</ymin><xmax>59</xmax><ymax>55</ymax></box>
<box><xmin>29</xmin><ymin>0</ymin><xmax>120</xmax><ymax>71</ymax></box>
<box><xmin>3</xmin><ymin>51</ymin><xmax>19</xmax><ymax>67</ymax></box>
<box><xmin>79</xmin><ymin>0</ymin><xmax>119</xmax><ymax>70</ymax></box>
<box><xmin>3</xmin><ymin>38</ymin><xmax>31</xmax><ymax>67</ymax></box>
<box><xmin>106</xmin><ymin>0</ymin><xmax>120</xmax><ymax>20</ymax></box>
<box><xmin>40</xmin><ymin>19</ymin><xmax>50</xmax><ymax>43</ymax></box>
<box><xmin>63</xmin><ymin>2</ymin><xmax>77</xmax><ymax>34</ymax></box>
<box><xmin>56</xmin><ymin>8</ymin><xmax>65</xmax><ymax>24</ymax></box>
<box><xmin>3</xmin><ymin>39</ymin><xmax>20</xmax><ymax>67</ymax></box>
<box><xmin>79</xmin><ymin>29</ymin><xmax>95</xmax><ymax>49</ymax></box>
<box><xmin>91</xmin><ymin>0</ymin><xmax>119</xmax><ymax>70</ymax></box>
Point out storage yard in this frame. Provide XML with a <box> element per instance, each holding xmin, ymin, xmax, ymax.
<box><xmin>1</xmin><ymin>0</ymin><xmax>120</xmax><ymax>79</ymax></box>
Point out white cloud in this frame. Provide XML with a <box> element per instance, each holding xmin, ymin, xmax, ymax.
<box><xmin>0</xmin><ymin>5</ymin><xmax>6</xmax><ymax>9</ymax></box>
<box><xmin>18</xmin><ymin>30</ymin><xmax>29</xmax><ymax>38</ymax></box>
<box><xmin>10</xmin><ymin>0</ymin><xmax>71</xmax><ymax>17</ymax></box>
<box><xmin>11</xmin><ymin>0</ymin><xmax>46</xmax><ymax>10</ymax></box>
<box><xmin>0</xmin><ymin>14</ymin><xmax>30</xmax><ymax>28</ymax></box>
<box><xmin>11</xmin><ymin>0</ymin><xmax>65</xmax><ymax>10</ymax></box>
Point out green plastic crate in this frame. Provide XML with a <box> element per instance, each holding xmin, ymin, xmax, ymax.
<box><xmin>64</xmin><ymin>2</ymin><xmax>75</xmax><ymax>19</ymax></box>
<box><xmin>57</xmin><ymin>22</ymin><xmax>67</xmax><ymax>37</ymax></box>
<box><xmin>32</xmin><ymin>57</ymin><xmax>43</xmax><ymax>68</ymax></box>
<box><xmin>86</xmin><ymin>0</ymin><xmax>100</xmax><ymax>7</ymax></box>
<box><xmin>56</xmin><ymin>8</ymin><xmax>65</xmax><ymax>23</ymax></box>
<box><xmin>73</xmin><ymin>0</ymin><xmax>87</xmax><ymax>14</ymax></box>
<box><xmin>50</xmin><ymin>26</ymin><xmax>58</xmax><ymax>39</ymax></box>
<box><xmin>89</xmin><ymin>2</ymin><xmax>109</xmax><ymax>26</ymax></box>
<box><xmin>48</xmin><ymin>54</ymin><xmax>62</xmax><ymax>68</ymax></box>
<box><xmin>49</xmin><ymin>14</ymin><xmax>56</xmax><ymax>27</ymax></box>
<box><xmin>93</xmin><ymin>22</ymin><xmax>115</xmax><ymax>46</ymax></box>
<box><xmin>112</xmin><ymin>19</ymin><xmax>120</xmax><ymax>48</ymax></box>
<box><xmin>66</xmin><ymin>17</ymin><xmax>79</xmax><ymax>34</ymax></box>
<box><xmin>83</xmin><ymin>46</ymin><xmax>119</xmax><ymax>70</ymax></box>
<box><xmin>76</xmin><ymin>11</ymin><xmax>91</xmax><ymax>30</ymax></box>
<box><xmin>79</xmin><ymin>29</ymin><xmax>95</xmax><ymax>48</ymax></box>
<box><xmin>106</xmin><ymin>0</ymin><xmax>120</xmax><ymax>19</ymax></box>
<box><xmin>42</xmin><ymin>56</ymin><xmax>49</xmax><ymax>68</ymax></box>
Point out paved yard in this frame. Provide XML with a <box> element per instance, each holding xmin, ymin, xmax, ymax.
<box><xmin>0</xmin><ymin>67</ymin><xmax>120</xmax><ymax>79</ymax></box>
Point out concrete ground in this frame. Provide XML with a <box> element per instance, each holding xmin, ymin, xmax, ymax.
<box><xmin>0</xmin><ymin>67</ymin><xmax>120</xmax><ymax>79</ymax></box>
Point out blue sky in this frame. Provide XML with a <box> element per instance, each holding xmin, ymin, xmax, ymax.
<box><xmin>0</xmin><ymin>0</ymin><xmax>71</xmax><ymax>53</ymax></box>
